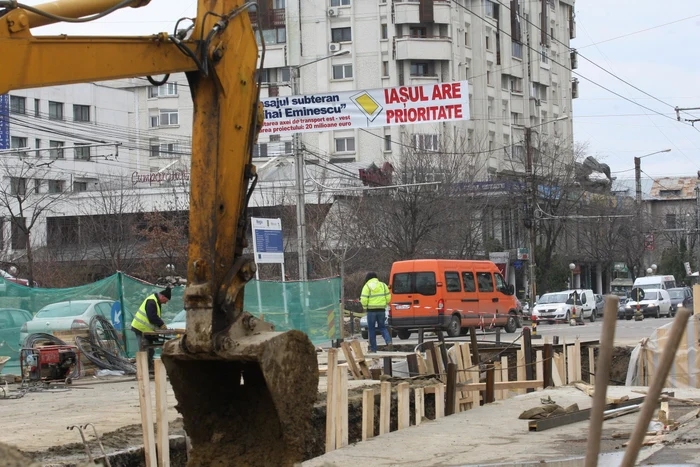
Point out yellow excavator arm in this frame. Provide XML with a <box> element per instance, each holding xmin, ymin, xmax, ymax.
<box><xmin>0</xmin><ymin>1</ymin><xmax>318</xmax><ymax>465</ymax></box>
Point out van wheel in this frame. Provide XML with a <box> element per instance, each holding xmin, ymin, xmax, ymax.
<box><xmin>504</xmin><ymin>315</ymin><xmax>517</xmax><ymax>334</ymax></box>
<box><xmin>589</xmin><ymin>311</ymin><xmax>596</xmax><ymax>323</ymax></box>
<box><xmin>397</xmin><ymin>329</ymin><xmax>411</xmax><ymax>340</ymax></box>
<box><xmin>446</xmin><ymin>315</ymin><xmax>461</xmax><ymax>337</ymax></box>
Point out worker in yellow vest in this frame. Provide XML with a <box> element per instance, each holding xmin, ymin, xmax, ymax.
<box><xmin>131</xmin><ymin>288</ymin><xmax>171</xmax><ymax>370</ymax></box>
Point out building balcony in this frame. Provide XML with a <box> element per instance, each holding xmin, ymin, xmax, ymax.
<box><xmin>248</xmin><ymin>8</ymin><xmax>286</xmax><ymax>29</ymax></box>
<box><xmin>395</xmin><ymin>35</ymin><xmax>452</xmax><ymax>61</ymax></box>
<box><xmin>393</xmin><ymin>0</ymin><xmax>451</xmax><ymax>24</ymax></box>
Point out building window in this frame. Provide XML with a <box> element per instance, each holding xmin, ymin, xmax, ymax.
<box><xmin>413</xmin><ymin>134</ymin><xmax>438</xmax><ymax>151</ymax></box>
<box><xmin>10</xmin><ymin>178</ymin><xmax>27</xmax><ymax>196</ymax></box>
<box><xmin>666</xmin><ymin>214</ymin><xmax>677</xmax><ymax>229</ymax></box>
<box><xmin>381</xmin><ymin>24</ymin><xmax>388</xmax><ymax>40</ymax></box>
<box><xmin>160</xmin><ymin>142</ymin><xmax>179</xmax><ymax>156</ymax></box>
<box><xmin>34</xmin><ymin>99</ymin><xmax>40</xmax><ymax>117</ymax></box>
<box><xmin>11</xmin><ymin>218</ymin><xmax>27</xmax><ymax>250</ymax></box>
<box><xmin>159</xmin><ymin>110</ymin><xmax>179</xmax><ymax>126</ymax></box>
<box><xmin>49</xmin><ymin>180</ymin><xmax>65</xmax><ymax>193</ymax></box>
<box><xmin>252</xmin><ymin>143</ymin><xmax>268</xmax><ymax>158</ymax></box>
<box><xmin>150</xmin><ymin>139</ymin><xmax>160</xmax><ymax>157</ymax></box>
<box><xmin>257</xmin><ymin>27</ymin><xmax>287</xmax><ymax>45</ymax></box>
<box><xmin>510</xmin><ymin>77</ymin><xmax>522</xmax><ymax>93</ymax></box>
<box><xmin>10</xmin><ymin>136</ymin><xmax>27</xmax><ymax>150</ymax></box>
<box><xmin>148</xmin><ymin>82</ymin><xmax>178</xmax><ymax>98</ymax></box>
<box><xmin>485</xmin><ymin>33</ymin><xmax>491</xmax><ymax>50</ymax></box>
<box><xmin>34</xmin><ymin>139</ymin><xmax>40</xmax><ymax>157</ymax></box>
<box><xmin>382</xmin><ymin>61</ymin><xmax>389</xmax><ymax>77</ymax></box>
<box><xmin>512</xmin><ymin>41</ymin><xmax>522</xmax><ymax>59</ymax></box>
<box><xmin>150</xmin><ymin>115</ymin><xmax>159</xmax><ymax>128</ymax></box>
<box><xmin>49</xmin><ymin>140</ymin><xmax>65</xmax><ymax>159</ymax></box>
<box><xmin>464</xmin><ymin>25</ymin><xmax>470</xmax><ymax>47</ymax></box>
<box><xmin>48</xmin><ymin>101</ymin><xmax>64</xmax><ymax>120</ymax></box>
<box><xmin>487</xmin><ymin>98</ymin><xmax>494</xmax><ymax>120</ymax></box>
<box><xmin>410</xmin><ymin>61</ymin><xmax>432</xmax><ymax>76</ymax></box>
<box><xmin>486</xmin><ymin>70</ymin><xmax>492</xmax><ymax>85</ymax></box>
<box><xmin>484</xmin><ymin>0</ymin><xmax>495</xmax><ymax>17</ymax></box>
<box><xmin>331</xmin><ymin>27</ymin><xmax>352</xmax><ymax>42</ymax></box>
<box><xmin>279</xmin><ymin>67</ymin><xmax>291</xmax><ymax>83</ymax></box>
<box><xmin>332</xmin><ymin>64</ymin><xmax>353</xmax><ymax>80</ymax></box>
<box><xmin>335</xmin><ymin>137</ymin><xmax>355</xmax><ymax>153</ymax></box>
<box><xmin>511</xmin><ymin>112</ymin><xmax>519</xmax><ymax>125</ymax></box>
<box><xmin>331</xmin><ymin>0</ymin><xmax>350</xmax><ymax>5</ymax></box>
<box><xmin>541</xmin><ymin>46</ymin><xmax>549</xmax><ymax>64</ymax></box>
<box><xmin>73</xmin><ymin>182</ymin><xmax>88</xmax><ymax>192</ymax></box>
<box><xmin>74</xmin><ymin>143</ymin><xmax>90</xmax><ymax>160</ymax></box>
<box><xmin>384</xmin><ymin>133</ymin><xmax>391</xmax><ymax>151</ymax></box>
<box><xmin>10</xmin><ymin>96</ymin><xmax>26</xmax><ymax>114</ymax></box>
<box><xmin>73</xmin><ymin>104</ymin><xmax>90</xmax><ymax>122</ymax></box>
<box><xmin>284</xmin><ymin>141</ymin><xmax>292</xmax><ymax>154</ymax></box>
<box><xmin>33</xmin><ymin>179</ymin><xmax>40</xmax><ymax>194</ymax></box>
<box><xmin>410</xmin><ymin>26</ymin><xmax>427</xmax><ymax>38</ymax></box>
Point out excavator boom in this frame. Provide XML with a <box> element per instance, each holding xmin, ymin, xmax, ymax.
<box><xmin>0</xmin><ymin>1</ymin><xmax>319</xmax><ymax>465</ymax></box>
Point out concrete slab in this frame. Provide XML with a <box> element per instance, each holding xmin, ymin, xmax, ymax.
<box><xmin>303</xmin><ymin>386</ymin><xmax>700</xmax><ymax>467</ymax></box>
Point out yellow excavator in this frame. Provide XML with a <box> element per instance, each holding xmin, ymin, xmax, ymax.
<box><xmin>0</xmin><ymin>1</ymin><xmax>319</xmax><ymax>465</ymax></box>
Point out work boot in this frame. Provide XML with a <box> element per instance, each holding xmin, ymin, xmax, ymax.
<box><xmin>386</xmin><ymin>343</ymin><xmax>394</xmax><ymax>351</ymax></box>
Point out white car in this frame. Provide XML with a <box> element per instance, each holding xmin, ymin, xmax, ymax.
<box><xmin>19</xmin><ymin>299</ymin><xmax>115</xmax><ymax>345</ymax></box>
<box><xmin>359</xmin><ymin>312</ymin><xmax>398</xmax><ymax>339</ymax></box>
<box><xmin>168</xmin><ymin>310</ymin><xmax>186</xmax><ymax>330</ymax></box>
<box><xmin>624</xmin><ymin>288</ymin><xmax>672</xmax><ymax>319</ymax></box>
<box><xmin>531</xmin><ymin>289</ymin><xmax>597</xmax><ymax>323</ymax></box>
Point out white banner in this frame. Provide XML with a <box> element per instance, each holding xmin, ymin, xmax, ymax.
<box><xmin>260</xmin><ymin>81</ymin><xmax>470</xmax><ymax>136</ymax></box>
<box><xmin>251</xmin><ymin>217</ymin><xmax>284</xmax><ymax>264</ymax></box>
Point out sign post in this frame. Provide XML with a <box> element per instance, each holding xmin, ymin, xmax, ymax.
<box><xmin>251</xmin><ymin>218</ymin><xmax>286</xmax><ymax>321</ymax></box>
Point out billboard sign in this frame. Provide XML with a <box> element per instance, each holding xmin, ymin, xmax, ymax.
<box><xmin>251</xmin><ymin>217</ymin><xmax>284</xmax><ymax>264</ymax></box>
<box><xmin>0</xmin><ymin>94</ymin><xmax>9</xmax><ymax>150</ymax></box>
<box><xmin>260</xmin><ymin>81</ymin><xmax>470</xmax><ymax>136</ymax></box>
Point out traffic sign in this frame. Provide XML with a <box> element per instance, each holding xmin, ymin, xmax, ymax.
<box><xmin>111</xmin><ymin>302</ymin><xmax>122</xmax><ymax>328</ymax></box>
<box><xmin>251</xmin><ymin>217</ymin><xmax>284</xmax><ymax>264</ymax></box>
<box><xmin>630</xmin><ymin>287</ymin><xmax>645</xmax><ymax>302</ymax></box>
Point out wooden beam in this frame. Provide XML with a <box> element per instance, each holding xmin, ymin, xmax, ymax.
<box><xmin>588</xmin><ymin>346</ymin><xmax>596</xmax><ymax>385</ymax></box>
<box><xmin>425</xmin><ymin>348</ymin><xmax>436</xmax><ymax>375</ymax></box>
<box><xmin>335</xmin><ymin>368</ymin><xmax>348</xmax><ymax>449</ymax></box>
<box><xmin>445</xmin><ymin>363</ymin><xmax>457</xmax><ymax>415</ymax></box>
<box><xmin>153</xmin><ymin>359</ymin><xmax>169</xmax><ymax>467</ymax></box>
<box><xmin>325</xmin><ymin>348</ymin><xmax>338</xmax><ymax>452</ymax></box>
<box><xmin>434</xmin><ymin>383</ymin><xmax>445</xmax><ymax>419</ymax></box>
<box><xmin>516</xmin><ymin>350</ymin><xmax>526</xmax><ymax>394</ymax></box>
<box><xmin>350</xmin><ymin>340</ymin><xmax>372</xmax><ymax>379</ymax></box>
<box><xmin>406</xmin><ymin>353</ymin><xmax>419</xmax><ymax>377</ymax></box>
<box><xmin>416</xmin><ymin>352</ymin><xmax>428</xmax><ymax>375</ymax></box>
<box><xmin>529</xmin><ymin>397</ymin><xmax>646</xmax><ymax>432</ymax></box>
<box><xmin>485</xmin><ymin>364</ymin><xmax>495</xmax><ymax>403</ymax></box>
<box><xmin>574</xmin><ymin>338</ymin><xmax>582</xmax><ymax>382</ymax></box>
<box><xmin>536</xmin><ymin>350</ymin><xmax>544</xmax><ymax>383</ymax></box>
<box><xmin>414</xmin><ymin>387</ymin><xmax>425</xmax><ymax>426</ymax></box>
<box><xmin>457</xmin><ymin>380</ymin><xmax>544</xmax><ymax>391</ymax></box>
<box><xmin>543</xmin><ymin>343</ymin><xmax>553</xmax><ymax>388</ymax></box>
<box><xmin>340</xmin><ymin>342</ymin><xmax>362</xmax><ymax>379</ymax></box>
<box><xmin>397</xmin><ymin>382</ymin><xmax>410</xmax><ymax>429</ymax></box>
<box><xmin>469</xmin><ymin>327</ymin><xmax>480</xmax><ymax>365</ymax></box>
<box><xmin>135</xmin><ymin>352</ymin><xmax>157</xmax><ymax>467</ymax></box>
<box><xmin>361</xmin><ymin>389</ymin><xmax>375</xmax><ymax>441</ymax></box>
<box><xmin>494</xmin><ymin>362</ymin><xmax>503</xmax><ymax>400</ymax></box>
<box><xmin>567</xmin><ymin>345</ymin><xmax>576</xmax><ymax>384</ymax></box>
<box><xmin>500</xmin><ymin>356</ymin><xmax>509</xmax><ymax>399</ymax></box>
<box><xmin>552</xmin><ymin>353</ymin><xmax>563</xmax><ymax>387</ymax></box>
<box><xmin>379</xmin><ymin>381</ymin><xmax>391</xmax><ymax>435</ymax></box>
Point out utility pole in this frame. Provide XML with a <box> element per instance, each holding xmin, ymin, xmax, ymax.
<box><xmin>291</xmin><ymin>67</ymin><xmax>308</xmax><ymax>281</ymax></box>
<box><xmin>696</xmin><ymin>182</ymin><xmax>700</xmax><ymax>273</ymax></box>
<box><xmin>634</xmin><ymin>157</ymin><xmax>642</xmax><ymax>204</ymax></box>
<box><xmin>526</xmin><ymin>127</ymin><xmax>537</xmax><ymax>303</ymax></box>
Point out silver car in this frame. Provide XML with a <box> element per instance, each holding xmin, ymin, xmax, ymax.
<box><xmin>19</xmin><ymin>299</ymin><xmax>115</xmax><ymax>345</ymax></box>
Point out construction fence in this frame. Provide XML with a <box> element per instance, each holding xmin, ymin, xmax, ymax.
<box><xmin>0</xmin><ymin>273</ymin><xmax>342</xmax><ymax>375</ymax></box>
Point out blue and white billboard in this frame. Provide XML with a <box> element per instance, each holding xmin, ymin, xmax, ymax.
<box><xmin>251</xmin><ymin>217</ymin><xmax>284</xmax><ymax>264</ymax></box>
<box><xmin>0</xmin><ymin>94</ymin><xmax>9</xmax><ymax>150</ymax></box>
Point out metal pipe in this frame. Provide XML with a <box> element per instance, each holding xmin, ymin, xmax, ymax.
<box><xmin>24</xmin><ymin>0</ymin><xmax>150</xmax><ymax>29</ymax></box>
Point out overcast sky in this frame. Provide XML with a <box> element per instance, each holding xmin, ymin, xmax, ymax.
<box><xmin>22</xmin><ymin>0</ymin><xmax>700</xmax><ymax>179</ymax></box>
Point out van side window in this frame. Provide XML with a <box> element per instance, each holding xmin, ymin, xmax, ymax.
<box><xmin>392</xmin><ymin>273</ymin><xmax>412</xmax><ymax>294</ymax></box>
<box><xmin>494</xmin><ymin>273</ymin><xmax>507</xmax><ymax>292</ymax></box>
<box><xmin>415</xmin><ymin>272</ymin><xmax>436</xmax><ymax>296</ymax></box>
<box><xmin>476</xmin><ymin>272</ymin><xmax>494</xmax><ymax>292</ymax></box>
<box><xmin>462</xmin><ymin>272</ymin><xmax>476</xmax><ymax>292</ymax></box>
<box><xmin>581</xmin><ymin>293</ymin><xmax>587</xmax><ymax>304</ymax></box>
<box><xmin>445</xmin><ymin>272</ymin><xmax>461</xmax><ymax>292</ymax></box>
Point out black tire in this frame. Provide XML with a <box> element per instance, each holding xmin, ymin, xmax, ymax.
<box><xmin>515</xmin><ymin>314</ymin><xmax>523</xmax><ymax>328</ymax></box>
<box><xmin>625</xmin><ymin>316</ymin><xmax>632</xmax><ymax>320</ymax></box>
<box><xmin>655</xmin><ymin>308</ymin><xmax>660</xmax><ymax>319</ymax></box>
<box><xmin>548</xmin><ymin>320</ymin><xmax>555</xmax><ymax>325</ymax></box>
<box><xmin>504</xmin><ymin>315</ymin><xmax>517</xmax><ymax>333</ymax></box>
<box><xmin>565</xmin><ymin>311</ymin><xmax>571</xmax><ymax>322</ymax></box>
<box><xmin>446</xmin><ymin>315</ymin><xmax>461</xmax><ymax>337</ymax></box>
<box><xmin>589</xmin><ymin>311</ymin><xmax>596</xmax><ymax>323</ymax></box>
<box><xmin>397</xmin><ymin>329</ymin><xmax>411</xmax><ymax>340</ymax></box>
<box><xmin>361</xmin><ymin>330</ymin><xmax>368</xmax><ymax>339</ymax></box>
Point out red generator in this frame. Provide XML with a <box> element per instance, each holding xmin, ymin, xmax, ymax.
<box><xmin>20</xmin><ymin>345</ymin><xmax>80</xmax><ymax>385</ymax></box>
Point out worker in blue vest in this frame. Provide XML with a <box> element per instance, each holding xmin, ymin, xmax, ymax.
<box><xmin>131</xmin><ymin>288</ymin><xmax>171</xmax><ymax>371</ymax></box>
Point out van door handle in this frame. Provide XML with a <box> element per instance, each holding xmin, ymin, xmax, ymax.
<box><xmin>413</xmin><ymin>299</ymin><xmax>419</xmax><ymax>304</ymax></box>
<box><xmin>492</xmin><ymin>298</ymin><xmax>499</xmax><ymax>303</ymax></box>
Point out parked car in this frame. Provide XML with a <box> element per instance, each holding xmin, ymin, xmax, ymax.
<box><xmin>633</xmin><ymin>275</ymin><xmax>677</xmax><ymax>291</ymax></box>
<box><xmin>0</xmin><ymin>308</ymin><xmax>32</xmax><ymax>360</ymax></box>
<box><xmin>531</xmin><ymin>289</ymin><xmax>597</xmax><ymax>323</ymax></box>
<box><xmin>360</xmin><ymin>311</ymin><xmax>398</xmax><ymax>340</ymax></box>
<box><xmin>623</xmin><ymin>289</ymin><xmax>672</xmax><ymax>319</ymax></box>
<box><xmin>594</xmin><ymin>294</ymin><xmax>605</xmax><ymax>315</ymax></box>
<box><xmin>19</xmin><ymin>299</ymin><xmax>115</xmax><ymax>345</ymax></box>
<box><xmin>388</xmin><ymin>259</ymin><xmax>519</xmax><ymax>338</ymax></box>
<box><xmin>0</xmin><ymin>269</ymin><xmax>38</xmax><ymax>293</ymax></box>
<box><xmin>617</xmin><ymin>298</ymin><xmax>629</xmax><ymax>319</ymax></box>
<box><xmin>168</xmin><ymin>309</ymin><xmax>187</xmax><ymax>330</ymax></box>
<box><xmin>667</xmin><ymin>287</ymin><xmax>692</xmax><ymax>317</ymax></box>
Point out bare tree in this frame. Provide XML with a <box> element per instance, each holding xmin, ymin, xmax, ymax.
<box><xmin>0</xmin><ymin>156</ymin><xmax>72</xmax><ymax>286</ymax></box>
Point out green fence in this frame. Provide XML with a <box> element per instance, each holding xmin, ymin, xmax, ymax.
<box><xmin>0</xmin><ymin>273</ymin><xmax>341</xmax><ymax>375</ymax></box>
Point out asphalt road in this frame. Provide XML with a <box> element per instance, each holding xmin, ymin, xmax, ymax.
<box><xmin>372</xmin><ymin>315</ymin><xmax>675</xmax><ymax>347</ymax></box>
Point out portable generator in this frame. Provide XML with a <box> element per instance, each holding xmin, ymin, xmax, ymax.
<box><xmin>20</xmin><ymin>345</ymin><xmax>80</xmax><ymax>385</ymax></box>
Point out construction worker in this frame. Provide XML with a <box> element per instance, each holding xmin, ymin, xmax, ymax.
<box><xmin>131</xmin><ymin>288</ymin><xmax>171</xmax><ymax>370</ymax></box>
<box><xmin>360</xmin><ymin>272</ymin><xmax>392</xmax><ymax>352</ymax></box>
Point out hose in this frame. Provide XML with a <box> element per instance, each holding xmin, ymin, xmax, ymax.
<box><xmin>86</xmin><ymin>316</ymin><xmax>136</xmax><ymax>374</ymax></box>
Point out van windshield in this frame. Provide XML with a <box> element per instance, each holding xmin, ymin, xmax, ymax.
<box><xmin>638</xmin><ymin>284</ymin><xmax>661</xmax><ymax>291</ymax></box>
<box><xmin>391</xmin><ymin>272</ymin><xmax>436</xmax><ymax>296</ymax></box>
<box><xmin>538</xmin><ymin>293</ymin><xmax>569</xmax><ymax>304</ymax></box>
<box><xmin>642</xmin><ymin>291</ymin><xmax>659</xmax><ymax>300</ymax></box>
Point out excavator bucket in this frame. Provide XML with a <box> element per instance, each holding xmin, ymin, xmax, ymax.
<box><xmin>162</xmin><ymin>312</ymin><xmax>319</xmax><ymax>466</ymax></box>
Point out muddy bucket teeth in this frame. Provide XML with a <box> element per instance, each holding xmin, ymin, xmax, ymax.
<box><xmin>162</xmin><ymin>324</ymin><xmax>319</xmax><ymax>467</ymax></box>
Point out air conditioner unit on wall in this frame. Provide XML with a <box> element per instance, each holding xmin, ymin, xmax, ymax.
<box><xmin>328</xmin><ymin>7</ymin><xmax>338</xmax><ymax>17</ymax></box>
<box><xmin>329</xmin><ymin>43</ymin><xmax>341</xmax><ymax>52</ymax></box>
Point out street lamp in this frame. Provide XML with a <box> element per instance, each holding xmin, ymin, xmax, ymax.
<box><xmin>290</xmin><ymin>49</ymin><xmax>350</xmax><ymax>281</ymax></box>
<box><xmin>634</xmin><ymin>149</ymin><xmax>671</xmax><ymax>203</ymax></box>
<box><xmin>569</xmin><ymin>263</ymin><xmax>575</xmax><ymax>289</ymax></box>
<box><xmin>647</xmin><ymin>268</ymin><xmax>653</xmax><ymax>275</ymax></box>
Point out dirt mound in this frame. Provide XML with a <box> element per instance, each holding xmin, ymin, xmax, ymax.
<box><xmin>0</xmin><ymin>442</ymin><xmax>39</xmax><ymax>467</ymax></box>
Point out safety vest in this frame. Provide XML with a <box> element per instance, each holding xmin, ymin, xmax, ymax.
<box><xmin>361</xmin><ymin>278</ymin><xmax>391</xmax><ymax>310</ymax></box>
<box><xmin>131</xmin><ymin>294</ymin><xmax>161</xmax><ymax>333</ymax></box>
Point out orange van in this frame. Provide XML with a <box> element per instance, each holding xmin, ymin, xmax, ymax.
<box><xmin>388</xmin><ymin>259</ymin><xmax>519</xmax><ymax>339</ymax></box>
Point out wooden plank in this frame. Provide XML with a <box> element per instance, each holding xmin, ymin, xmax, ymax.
<box><xmin>335</xmin><ymin>368</ymin><xmax>349</xmax><ymax>449</ymax></box>
<box><xmin>350</xmin><ymin>340</ymin><xmax>372</xmax><ymax>379</ymax></box>
<box><xmin>445</xmin><ymin>363</ymin><xmax>457</xmax><ymax>415</ymax></box>
<box><xmin>484</xmin><ymin>365</ymin><xmax>495</xmax><ymax>403</ymax></box>
<box><xmin>574</xmin><ymin>338</ymin><xmax>582</xmax><ymax>382</ymax></box>
<box><xmin>529</xmin><ymin>397</ymin><xmax>646</xmax><ymax>432</ymax></box>
<box><xmin>494</xmin><ymin>362</ymin><xmax>503</xmax><ymax>400</ymax></box>
<box><xmin>325</xmin><ymin>348</ymin><xmax>338</xmax><ymax>452</ymax></box>
<box><xmin>543</xmin><ymin>343</ymin><xmax>553</xmax><ymax>388</ymax></box>
<box><xmin>457</xmin><ymin>380</ymin><xmax>544</xmax><ymax>391</ymax></box>
<box><xmin>536</xmin><ymin>350</ymin><xmax>544</xmax><ymax>383</ymax></box>
<box><xmin>516</xmin><ymin>350</ymin><xmax>526</xmax><ymax>394</ymax></box>
<box><xmin>379</xmin><ymin>381</ymin><xmax>391</xmax><ymax>435</ymax></box>
<box><xmin>340</xmin><ymin>342</ymin><xmax>362</xmax><ymax>379</ymax></box>
<box><xmin>416</xmin><ymin>352</ymin><xmax>428</xmax><ymax>375</ymax></box>
<box><xmin>676</xmin><ymin>327</ymin><xmax>690</xmax><ymax>387</ymax></box>
<box><xmin>406</xmin><ymin>353</ymin><xmax>419</xmax><ymax>377</ymax></box>
<box><xmin>425</xmin><ymin>349</ymin><xmax>436</xmax><ymax>375</ymax></box>
<box><xmin>589</xmin><ymin>346</ymin><xmax>596</xmax><ymax>385</ymax></box>
<box><xmin>562</xmin><ymin>337</ymin><xmax>567</xmax><ymax>385</ymax></box>
<box><xmin>500</xmin><ymin>356</ymin><xmax>509</xmax><ymax>399</ymax></box>
<box><xmin>135</xmin><ymin>352</ymin><xmax>157</xmax><ymax>467</ymax></box>
<box><xmin>469</xmin><ymin>327</ymin><xmax>480</xmax><ymax>365</ymax></box>
<box><xmin>452</xmin><ymin>344</ymin><xmax>469</xmax><ymax>411</ymax></box>
<box><xmin>153</xmin><ymin>359</ymin><xmax>169</xmax><ymax>467</ymax></box>
<box><xmin>567</xmin><ymin>345</ymin><xmax>576</xmax><ymax>384</ymax></box>
<box><xmin>552</xmin><ymin>353</ymin><xmax>563</xmax><ymax>387</ymax></box>
<box><xmin>414</xmin><ymin>387</ymin><xmax>425</xmax><ymax>426</ymax></box>
<box><xmin>434</xmin><ymin>383</ymin><xmax>445</xmax><ymax>419</ymax></box>
<box><xmin>425</xmin><ymin>342</ymin><xmax>439</xmax><ymax>376</ymax></box>
<box><xmin>463</xmin><ymin>342</ymin><xmax>477</xmax><ymax>409</ymax></box>
<box><xmin>397</xmin><ymin>382</ymin><xmax>410</xmax><ymax>429</ymax></box>
<box><xmin>361</xmin><ymin>389</ymin><xmax>375</xmax><ymax>441</ymax></box>
<box><xmin>435</xmin><ymin>344</ymin><xmax>446</xmax><ymax>382</ymax></box>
